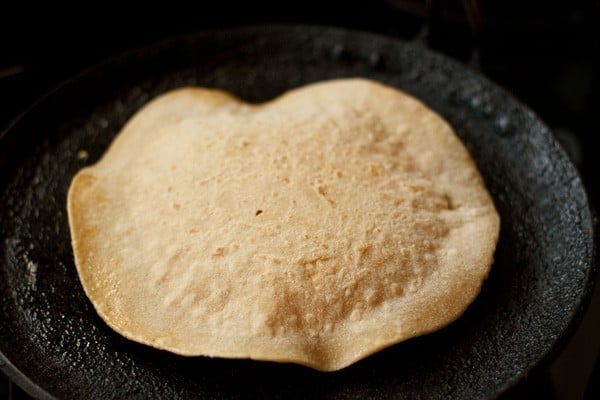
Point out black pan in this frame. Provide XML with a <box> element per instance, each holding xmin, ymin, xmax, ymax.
<box><xmin>0</xmin><ymin>26</ymin><xmax>596</xmax><ymax>399</ymax></box>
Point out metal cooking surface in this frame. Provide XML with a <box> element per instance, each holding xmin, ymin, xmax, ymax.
<box><xmin>0</xmin><ymin>26</ymin><xmax>595</xmax><ymax>399</ymax></box>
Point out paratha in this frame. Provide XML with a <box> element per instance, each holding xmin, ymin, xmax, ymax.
<box><xmin>67</xmin><ymin>78</ymin><xmax>500</xmax><ymax>371</ymax></box>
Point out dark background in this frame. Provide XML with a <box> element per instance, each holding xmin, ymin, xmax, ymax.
<box><xmin>1</xmin><ymin>1</ymin><xmax>598</xmax><ymax>398</ymax></box>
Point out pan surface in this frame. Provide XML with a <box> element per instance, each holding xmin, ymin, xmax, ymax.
<box><xmin>0</xmin><ymin>26</ymin><xmax>596</xmax><ymax>399</ymax></box>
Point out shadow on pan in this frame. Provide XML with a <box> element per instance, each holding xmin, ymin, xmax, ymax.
<box><xmin>0</xmin><ymin>26</ymin><xmax>595</xmax><ymax>399</ymax></box>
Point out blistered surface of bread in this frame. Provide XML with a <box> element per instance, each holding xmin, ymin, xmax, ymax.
<box><xmin>67</xmin><ymin>79</ymin><xmax>500</xmax><ymax>371</ymax></box>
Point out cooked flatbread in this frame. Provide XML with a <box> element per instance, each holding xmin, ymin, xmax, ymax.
<box><xmin>68</xmin><ymin>79</ymin><xmax>500</xmax><ymax>371</ymax></box>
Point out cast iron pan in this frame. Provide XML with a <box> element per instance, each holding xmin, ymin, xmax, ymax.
<box><xmin>0</xmin><ymin>26</ymin><xmax>596</xmax><ymax>399</ymax></box>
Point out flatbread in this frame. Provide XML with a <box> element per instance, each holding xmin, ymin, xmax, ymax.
<box><xmin>67</xmin><ymin>78</ymin><xmax>500</xmax><ymax>371</ymax></box>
